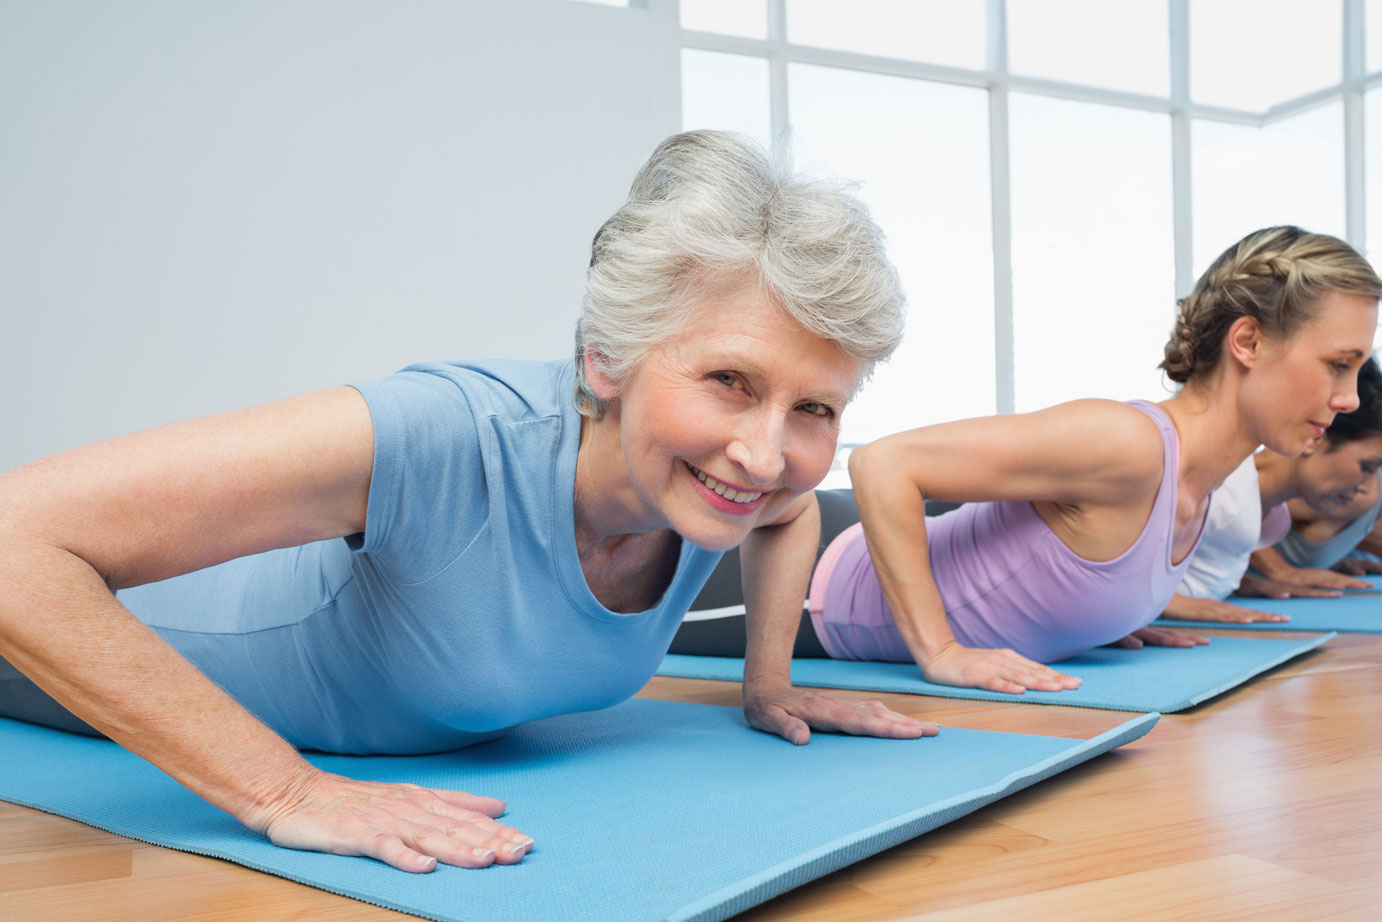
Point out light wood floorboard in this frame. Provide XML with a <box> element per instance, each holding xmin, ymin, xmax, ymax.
<box><xmin>2</xmin><ymin>626</ymin><xmax>1380</xmax><ymax>920</ymax></box>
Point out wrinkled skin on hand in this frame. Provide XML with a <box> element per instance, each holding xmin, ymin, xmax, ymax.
<box><xmin>255</xmin><ymin>770</ymin><xmax>533</xmax><ymax>872</ymax></box>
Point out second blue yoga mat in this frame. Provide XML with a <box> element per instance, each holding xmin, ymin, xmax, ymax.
<box><xmin>658</xmin><ymin>632</ymin><xmax>1333</xmax><ymax>712</ymax></box>
<box><xmin>1153</xmin><ymin>591</ymin><xmax>1382</xmax><ymax>633</ymax></box>
<box><xmin>1</xmin><ymin>700</ymin><xmax>1154</xmax><ymax>922</ymax></box>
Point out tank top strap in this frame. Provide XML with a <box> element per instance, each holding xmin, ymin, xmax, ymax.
<box><xmin>1124</xmin><ymin>399</ymin><xmax>1188</xmax><ymax>574</ymax></box>
<box><xmin>1124</xmin><ymin>400</ymin><xmax>1179</xmax><ymax>495</ymax></box>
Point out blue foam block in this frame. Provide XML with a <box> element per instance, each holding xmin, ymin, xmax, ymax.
<box><xmin>658</xmin><ymin>632</ymin><xmax>1333</xmax><ymax>712</ymax></box>
<box><xmin>0</xmin><ymin>699</ymin><xmax>1155</xmax><ymax>922</ymax></box>
<box><xmin>1153</xmin><ymin>591</ymin><xmax>1382</xmax><ymax>633</ymax></box>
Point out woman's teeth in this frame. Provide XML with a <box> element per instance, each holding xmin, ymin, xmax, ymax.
<box><xmin>693</xmin><ymin>467</ymin><xmax>763</xmax><ymax>503</ymax></box>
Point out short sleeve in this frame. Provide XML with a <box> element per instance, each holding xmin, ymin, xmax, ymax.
<box><xmin>348</xmin><ymin>369</ymin><xmax>491</xmax><ymax>583</ymax></box>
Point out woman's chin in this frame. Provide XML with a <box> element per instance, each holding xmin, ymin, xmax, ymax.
<box><xmin>1263</xmin><ymin>434</ymin><xmax>1313</xmax><ymax>458</ymax></box>
<box><xmin>677</xmin><ymin>525</ymin><xmax>753</xmax><ymax>553</ymax></box>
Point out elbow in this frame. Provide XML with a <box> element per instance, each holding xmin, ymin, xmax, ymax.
<box><xmin>847</xmin><ymin>439</ymin><xmax>901</xmax><ymax>496</ymax></box>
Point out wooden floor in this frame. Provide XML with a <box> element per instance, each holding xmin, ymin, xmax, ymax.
<box><xmin>4</xmin><ymin>626</ymin><xmax>1381</xmax><ymax>920</ymax></box>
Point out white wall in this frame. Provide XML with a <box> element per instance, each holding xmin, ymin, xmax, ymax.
<box><xmin>0</xmin><ymin>0</ymin><xmax>680</xmax><ymax>471</ymax></box>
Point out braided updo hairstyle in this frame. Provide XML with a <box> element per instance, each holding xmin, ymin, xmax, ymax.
<box><xmin>1161</xmin><ymin>226</ymin><xmax>1382</xmax><ymax>385</ymax></box>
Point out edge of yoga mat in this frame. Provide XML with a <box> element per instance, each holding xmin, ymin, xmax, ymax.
<box><xmin>1152</xmin><ymin>591</ymin><xmax>1382</xmax><ymax>633</ymax></box>
<box><xmin>667</xmin><ymin>710</ymin><xmax>1160</xmax><ymax>922</ymax></box>
<box><xmin>0</xmin><ymin>705</ymin><xmax>1157</xmax><ymax>922</ymax></box>
<box><xmin>658</xmin><ymin>632</ymin><xmax>1335</xmax><ymax>713</ymax></box>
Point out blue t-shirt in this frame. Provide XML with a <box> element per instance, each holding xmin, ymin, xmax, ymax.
<box><xmin>114</xmin><ymin>359</ymin><xmax>723</xmax><ymax>754</ymax></box>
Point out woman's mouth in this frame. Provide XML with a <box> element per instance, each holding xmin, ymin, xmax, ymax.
<box><xmin>686</xmin><ymin>463</ymin><xmax>768</xmax><ymax>514</ymax></box>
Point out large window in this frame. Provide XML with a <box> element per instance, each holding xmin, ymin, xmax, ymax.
<box><xmin>679</xmin><ymin>0</ymin><xmax>1381</xmax><ymax>451</ymax></box>
<box><xmin>1190</xmin><ymin>0</ymin><xmax>1341</xmax><ymax>111</ymax></box>
<box><xmin>1008</xmin><ymin>0</ymin><xmax>1168</xmax><ymax>96</ymax></box>
<box><xmin>681</xmin><ymin>49</ymin><xmax>771</xmax><ymax>146</ymax></box>
<box><xmin>788</xmin><ymin>65</ymin><xmax>994</xmax><ymax>437</ymax></box>
<box><xmin>783</xmin><ymin>0</ymin><xmax>985</xmax><ymax>70</ymax></box>
<box><xmin>1009</xmin><ymin>95</ymin><xmax>1174</xmax><ymax>410</ymax></box>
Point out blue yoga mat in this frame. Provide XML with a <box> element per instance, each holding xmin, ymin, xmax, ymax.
<box><xmin>658</xmin><ymin>632</ymin><xmax>1333</xmax><ymax>713</ymax></box>
<box><xmin>1</xmin><ymin>699</ymin><xmax>1154</xmax><ymax>922</ymax></box>
<box><xmin>1153</xmin><ymin>591</ymin><xmax>1382</xmax><ymax>633</ymax></box>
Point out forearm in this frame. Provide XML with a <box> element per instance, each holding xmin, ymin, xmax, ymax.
<box><xmin>1161</xmin><ymin>592</ymin><xmax>1208</xmax><ymax>618</ymax></box>
<box><xmin>848</xmin><ymin>443</ymin><xmax>958</xmax><ymax>664</ymax></box>
<box><xmin>741</xmin><ymin>498</ymin><xmax>818</xmax><ymax>688</ymax></box>
<box><xmin>1248</xmin><ymin>546</ymin><xmax>1293</xmax><ymax>580</ymax></box>
<box><xmin>0</xmin><ymin>541</ymin><xmax>313</xmax><ymax>831</ymax></box>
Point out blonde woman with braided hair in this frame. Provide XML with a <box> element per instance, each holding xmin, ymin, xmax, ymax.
<box><xmin>714</xmin><ymin>226</ymin><xmax>1382</xmax><ymax>695</ymax></box>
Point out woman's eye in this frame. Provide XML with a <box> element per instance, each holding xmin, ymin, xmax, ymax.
<box><xmin>799</xmin><ymin>401</ymin><xmax>836</xmax><ymax>419</ymax></box>
<box><xmin>1333</xmin><ymin>361</ymin><xmax>1353</xmax><ymax>373</ymax></box>
<box><xmin>712</xmin><ymin>372</ymin><xmax>742</xmax><ymax>389</ymax></box>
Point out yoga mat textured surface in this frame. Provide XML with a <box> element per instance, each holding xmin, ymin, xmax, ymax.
<box><xmin>0</xmin><ymin>700</ymin><xmax>1155</xmax><ymax>922</ymax></box>
<box><xmin>1153</xmin><ymin>592</ymin><xmax>1382</xmax><ymax>633</ymax></box>
<box><xmin>659</xmin><ymin>633</ymin><xmax>1334</xmax><ymax>712</ymax></box>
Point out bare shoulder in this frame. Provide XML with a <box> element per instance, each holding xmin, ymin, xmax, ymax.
<box><xmin>1031</xmin><ymin>398</ymin><xmax>1166</xmax><ymax>482</ymax></box>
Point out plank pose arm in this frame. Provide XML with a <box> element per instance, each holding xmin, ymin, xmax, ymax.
<box><xmin>738</xmin><ymin>492</ymin><xmax>940</xmax><ymax>744</ymax></box>
<box><xmin>0</xmin><ymin>389</ymin><xmax>530</xmax><ymax>873</ymax></box>
<box><xmin>847</xmin><ymin>398</ymin><xmax>1201</xmax><ymax>694</ymax></box>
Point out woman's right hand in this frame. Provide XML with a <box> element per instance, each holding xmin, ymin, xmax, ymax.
<box><xmin>254</xmin><ymin>768</ymin><xmax>533</xmax><ymax>872</ymax></box>
<box><xmin>918</xmin><ymin>641</ymin><xmax>1082</xmax><ymax>695</ymax></box>
<box><xmin>1160</xmin><ymin>595</ymin><xmax>1290</xmax><ymax>623</ymax></box>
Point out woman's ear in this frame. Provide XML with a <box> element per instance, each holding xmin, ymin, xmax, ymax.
<box><xmin>583</xmin><ymin>349</ymin><xmax>620</xmax><ymax>402</ymax></box>
<box><xmin>1226</xmin><ymin>315</ymin><xmax>1264</xmax><ymax>368</ymax></box>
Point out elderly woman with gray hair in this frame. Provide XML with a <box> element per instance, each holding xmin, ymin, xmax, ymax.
<box><xmin>0</xmin><ymin>130</ymin><xmax>931</xmax><ymax>873</ymax></box>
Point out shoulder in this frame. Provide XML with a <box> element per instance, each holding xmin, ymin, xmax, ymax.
<box><xmin>375</xmin><ymin>358</ymin><xmax>574</xmax><ymax>422</ymax></box>
<box><xmin>1030</xmin><ymin>398</ymin><xmax>1165</xmax><ymax>478</ymax></box>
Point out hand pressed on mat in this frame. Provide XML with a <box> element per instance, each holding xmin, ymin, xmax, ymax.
<box><xmin>1161</xmin><ymin>593</ymin><xmax>1290</xmax><ymax>623</ymax></box>
<box><xmin>918</xmin><ymin>640</ymin><xmax>1083</xmax><ymax>696</ymax></box>
<box><xmin>254</xmin><ymin>768</ymin><xmax>532</xmax><ymax>873</ymax></box>
<box><xmin>1112</xmin><ymin>626</ymin><xmax>1209</xmax><ymax>649</ymax></box>
<box><xmin>743</xmin><ymin>682</ymin><xmax>939</xmax><ymax>747</ymax></box>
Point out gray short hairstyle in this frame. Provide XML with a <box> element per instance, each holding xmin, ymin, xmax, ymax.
<box><xmin>573</xmin><ymin>130</ymin><xmax>906</xmax><ymax>418</ymax></box>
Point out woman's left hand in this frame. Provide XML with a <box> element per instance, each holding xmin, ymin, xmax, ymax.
<box><xmin>1113</xmin><ymin>626</ymin><xmax>1210</xmax><ymax>649</ymax></box>
<box><xmin>742</xmin><ymin>683</ymin><xmax>940</xmax><ymax>746</ymax></box>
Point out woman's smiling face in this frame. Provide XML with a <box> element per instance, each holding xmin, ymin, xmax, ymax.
<box><xmin>591</xmin><ymin>282</ymin><xmax>861</xmax><ymax>551</ymax></box>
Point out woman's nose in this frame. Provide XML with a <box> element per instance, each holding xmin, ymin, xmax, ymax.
<box><xmin>1332</xmin><ymin>386</ymin><xmax>1361</xmax><ymax>414</ymax></box>
<box><xmin>725</xmin><ymin>415</ymin><xmax>786</xmax><ymax>486</ymax></box>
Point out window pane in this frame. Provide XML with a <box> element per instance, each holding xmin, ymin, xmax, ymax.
<box><xmin>1009</xmin><ymin>94</ymin><xmax>1175</xmax><ymax>412</ymax></box>
<box><xmin>1008</xmin><ymin>0</ymin><xmax>1168</xmax><ymax>96</ymax></box>
<box><xmin>786</xmin><ymin>0</ymin><xmax>985</xmax><ymax>70</ymax></box>
<box><xmin>1193</xmin><ymin>105</ymin><xmax>1346</xmax><ymax>277</ymax></box>
<box><xmin>680</xmin><ymin>0</ymin><xmax>767</xmax><ymax>39</ymax></box>
<box><xmin>1258</xmin><ymin>101</ymin><xmax>1346</xmax><ymax>239</ymax></box>
<box><xmin>1192</xmin><ymin>0</ymin><xmax>1341</xmax><ymax>111</ymax></box>
<box><xmin>1368</xmin><ymin>89</ymin><xmax>1382</xmax><ymax>270</ymax></box>
<box><xmin>1371</xmin><ymin>0</ymin><xmax>1382</xmax><ymax>73</ymax></box>
<box><xmin>680</xmin><ymin>49</ymin><xmax>772</xmax><ymax>148</ymax></box>
<box><xmin>1192</xmin><ymin>120</ymin><xmax>1267</xmax><ymax>276</ymax></box>
<box><xmin>788</xmin><ymin>63</ymin><xmax>994</xmax><ymax>442</ymax></box>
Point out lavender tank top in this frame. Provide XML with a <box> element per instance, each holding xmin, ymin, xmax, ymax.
<box><xmin>812</xmin><ymin>401</ymin><xmax>1205</xmax><ymax>664</ymax></box>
